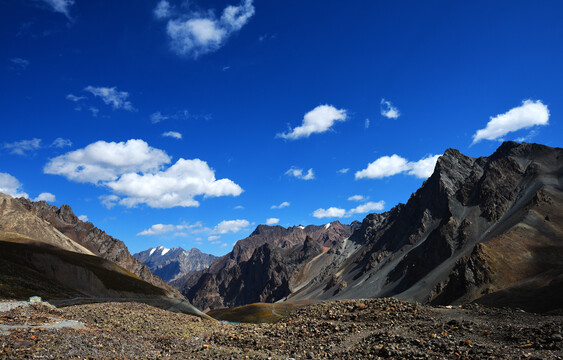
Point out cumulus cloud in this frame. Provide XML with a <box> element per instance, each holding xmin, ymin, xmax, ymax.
<box><xmin>277</xmin><ymin>105</ymin><xmax>347</xmax><ymax>140</ymax></box>
<box><xmin>41</xmin><ymin>0</ymin><xmax>74</xmax><ymax>18</ymax></box>
<box><xmin>356</xmin><ymin>154</ymin><xmax>440</xmax><ymax>180</ymax></box>
<box><xmin>107</xmin><ymin>158</ymin><xmax>243</xmax><ymax>208</ymax></box>
<box><xmin>51</xmin><ymin>138</ymin><xmax>72</xmax><ymax>148</ymax></box>
<box><xmin>266</xmin><ymin>218</ymin><xmax>279</xmax><ymax>225</ymax></box>
<box><xmin>313</xmin><ymin>207</ymin><xmax>347</xmax><ymax>219</ymax></box>
<box><xmin>164</xmin><ymin>0</ymin><xmax>255</xmax><ymax>58</ymax></box>
<box><xmin>472</xmin><ymin>100</ymin><xmax>549</xmax><ymax>144</ymax></box>
<box><xmin>285</xmin><ymin>167</ymin><xmax>314</xmax><ymax>180</ymax></box>
<box><xmin>84</xmin><ymin>86</ymin><xmax>135</xmax><ymax>111</ymax></box>
<box><xmin>44</xmin><ymin>139</ymin><xmax>171</xmax><ymax>184</ymax></box>
<box><xmin>407</xmin><ymin>155</ymin><xmax>441</xmax><ymax>179</ymax></box>
<box><xmin>211</xmin><ymin>219</ymin><xmax>250</xmax><ymax>234</ymax></box>
<box><xmin>0</xmin><ymin>172</ymin><xmax>29</xmax><ymax>198</ymax></box>
<box><xmin>380</xmin><ymin>99</ymin><xmax>400</xmax><ymax>119</ymax></box>
<box><xmin>3</xmin><ymin>138</ymin><xmax>42</xmax><ymax>156</ymax></box>
<box><xmin>78</xmin><ymin>215</ymin><xmax>88</xmax><ymax>222</ymax></box>
<box><xmin>162</xmin><ymin>131</ymin><xmax>182</xmax><ymax>139</ymax></box>
<box><xmin>313</xmin><ymin>201</ymin><xmax>385</xmax><ymax>218</ymax></box>
<box><xmin>348</xmin><ymin>201</ymin><xmax>385</xmax><ymax>215</ymax></box>
<box><xmin>271</xmin><ymin>201</ymin><xmax>290</xmax><ymax>209</ymax></box>
<box><xmin>153</xmin><ymin>0</ymin><xmax>171</xmax><ymax>19</ymax></box>
<box><xmin>348</xmin><ymin>195</ymin><xmax>366</xmax><ymax>202</ymax></box>
<box><xmin>33</xmin><ymin>192</ymin><xmax>56</xmax><ymax>202</ymax></box>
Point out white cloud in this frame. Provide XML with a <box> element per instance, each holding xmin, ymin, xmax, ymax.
<box><xmin>51</xmin><ymin>138</ymin><xmax>72</xmax><ymax>148</ymax></box>
<box><xmin>365</xmin><ymin>118</ymin><xmax>370</xmax><ymax>129</ymax></box>
<box><xmin>348</xmin><ymin>201</ymin><xmax>385</xmax><ymax>215</ymax></box>
<box><xmin>0</xmin><ymin>172</ymin><xmax>29</xmax><ymax>198</ymax></box>
<box><xmin>348</xmin><ymin>195</ymin><xmax>366</xmax><ymax>202</ymax></box>
<box><xmin>3</xmin><ymin>138</ymin><xmax>42</xmax><ymax>156</ymax></box>
<box><xmin>137</xmin><ymin>222</ymin><xmax>203</xmax><ymax>236</ymax></box>
<box><xmin>33</xmin><ymin>192</ymin><xmax>56</xmax><ymax>202</ymax></box>
<box><xmin>277</xmin><ymin>105</ymin><xmax>347</xmax><ymax>140</ymax></box>
<box><xmin>211</xmin><ymin>219</ymin><xmax>250</xmax><ymax>234</ymax></box>
<box><xmin>355</xmin><ymin>154</ymin><xmax>409</xmax><ymax>179</ymax></box>
<box><xmin>337</xmin><ymin>168</ymin><xmax>349</xmax><ymax>174</ymax></box>
<box><xmin>271</xmin><ymin>201</ymin><xmax>290</xmax><ymax>209</ymax></box>
<box><xmin>234</xmin><ymin>205</ymin><xmax>244</xmax><ymax>210</ymax></box>
<box><xmin>407</xmin><ymin>154</ymin><xmax>441</xmax><ymax>179</ymax></box>
<box><xmin>266</xmin><ymin>218</ymin><xmax>279</xmax><ymax>225</ymax></box>
<box><xmin>162</xmin><ymin>131</ymin><xmax>182</xmax><ymax>139</ymax></box>
<box><xmin>78</xmin><ymin>215</ymin><xmax>88</xmax><ymax>222</ymax></box>
<box><xmin>285</xmin><ymin>167</ymin><xmax>314</xmax><ymax>180</ymax></box>
<box><xmin>356</xmin><ymin>154</ymin><xmax>440</xmax><ymax>180</ymax></box>
<box><xmin>472</xmin><ymin>100</ymin><xmax>549</xmax><ymax>144</ymax></box>
<box><xmin>84</xmin><ymin>86</ymin><xmax>135</xmax><ymax>111</ymax></box>
<box><xmin>220</xmin><ymin>242</ymin><xmax>229</xmax><ymax>248</ymax></box>
<box><xmin>313</xmin><ymin>207</ymin><xmax>347</xmax><ymax>219</ymax></box>
<box><xmin>44</xmin><ymin>139</ymin><xmax>171</xmax><ymax>184</ymax></box>
<box><xmin>107</xmin><ymin>158</ymin><xmax>243</xmax><ymax>208</ymax></box>
<box><xmin>150</xmin><ymin>112</ymin><xmax>169</xmax><ymax>124</ymax></box>
<box><xmin>208</xmin><ymin>235</ymin><xmax>221</xmax><ymax>241</ymax></box>
<box><xmin>380</xmin><ymin>99</ymin><xmax>400</xmax><ymax>119</ymax></box>
<box><xmin>10</xmin><ymin>58</ymin><xmax>30</xmax><ymax>69</ymax></box>
<box><xmin>153</xmin><ymin>0</ymin><xmax>171</xmax><ymax>19</ymax></box>
<box><xmin>99</xmin><ymin>194</ymin><xmax>119</xmax><ymax>209</ymax></box>
<box><xmin>41</xmin><ymin>0</ymin><xmax>74</xmax><ymax>18</ymax></box>
<box><xmin>165</xmin><ymin>0</ymin><xmax>255</xmax><ymax>58</ymax></box>
<box><xmin>66</xmin><ymin>94</ymin><xmax>86</xmax><ymax>102</ymax></box>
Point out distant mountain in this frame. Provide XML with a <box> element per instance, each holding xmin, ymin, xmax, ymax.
<box><xmin>133</xmin><ymin>246</ymin><xmax>217</xmax><ymax>283</ymax></box>
<box><xmin>175</xmin><ymin>220</ymin><xmax>360</xmax><ymax>310</ymax></box>
<box><xmin>287</xmin><ymin>142</ymin><xmax>563</xmax><ymax>313</ymax></box>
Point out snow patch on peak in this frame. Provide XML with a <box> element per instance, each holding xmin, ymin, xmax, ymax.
<box><xmin>298</xmin><ymin>225</ymin><xmax>305</xmax><ymax>230</ymax></box>
<box><xmin>149</xmin><ymin>248</ymin><xmax>156</xmax><ymax>256</ymax></box>
<box><xmin>324</xmin><ymin>223</ymin><xmax>331</xmax><ymax>229</ymax></box>
<box><xmin>161</xmin><ymin>247</ymin><xmax>170</xmax><ymax>255</ymax></box>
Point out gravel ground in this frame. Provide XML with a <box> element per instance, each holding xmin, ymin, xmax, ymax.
<box><xmin>0</xmin><ymin>298</ymin><xmax>562</xmax><ymax>359</ymax></box>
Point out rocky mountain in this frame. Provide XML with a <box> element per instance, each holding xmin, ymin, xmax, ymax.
<box><xmin>133</xmin><ymin>246</ymin><xmax>217</xmax><ymax>282</ymax></box>
<box><xmin>176</xmin><ymin>221</ymin><xmax>360</xmax><ymax>310</ymax></box>
<box><xmin>287</xmin><ymin>142</ymin><xmax>563</xmax><ymax>313</ymax></box>
<box><xmin>16</xmin><ymin>198</ymin><xmax>180</xmax><ymax>297</ymax></box>
<box><xmin>0</xmin><ymin>192</ymin><xmax>208</xmax><ymax>318</ymax></box>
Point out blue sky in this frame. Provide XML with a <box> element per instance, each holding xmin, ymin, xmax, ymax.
<box><xmin>1</xmin><ymin>0</ymin><xmax>562</xmax><ymax>256</ymax></box>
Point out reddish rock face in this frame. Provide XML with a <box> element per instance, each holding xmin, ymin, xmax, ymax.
<box><xmin>17</xmin><ymin>198</ymin><xmax>182</xmax><ymax>297</ymax></box>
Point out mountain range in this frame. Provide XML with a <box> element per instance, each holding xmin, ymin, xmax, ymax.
<box><xmin>133</xmin><ymin>246</ymin><xmax>217</xmax><ymax>282</ymax></box>
<box><xmin>176</xmin><ymin>141</ymin><xmax>562</xmax><ymax>313</ymax></box>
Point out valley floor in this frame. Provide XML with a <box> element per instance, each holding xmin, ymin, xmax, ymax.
<box><xmin>1</xmin><ymin>298</ymin><xmax>562</xmax><ymax>359</ymax></box>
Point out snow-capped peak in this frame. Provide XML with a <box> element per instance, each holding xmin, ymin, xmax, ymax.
<box><xmin>298</xmin><ymin>225</ymin><xmax>305</xmax><ymax>230</ymax></box>
<box><xmin>324</xmin><ymin>223</ymin><xmax>331</xmax><ymax>229</ymax></box>
<box><xmin>149</xmin><ymin>248</ymin><xmax>156</xmax><ymax>256</ymax></box>
<box><xmin>150</xmin><ymin>245</ymin><xmax>170</xmax><ymax>256</ymax></box>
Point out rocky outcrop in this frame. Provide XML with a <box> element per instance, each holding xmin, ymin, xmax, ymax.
<box><xmin>133</xmin><ymin>246</ymin><xmax>217</xmax><ymax>283</ymax></box>
<box><xmin>289</xmin><ymin>142</ymin><xmax>563</xmax><ymax>312</ymax></box>
<box><xmin>16</xmin><ymin>198</ymin><xmax>181</xmax><ymax>297</ymax></box>
<box><xmin>181</xmin><ymin>223</ymin><xmax>356</xmax><ymax>310</ymax></box>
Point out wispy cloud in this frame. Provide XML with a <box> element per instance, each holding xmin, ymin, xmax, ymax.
<box><xmin>355</xmin><ymin>154</ymin><xmax>440</xmax><ymax>180</ymax></box>
<box><xmin>337</xmin><ymin>168</ymin><xmax>349</xmax><ymax>174</ymax></box>
<box><xmin>472</xmin><ymin>100</ymin><xmax>549</xmax><ymax>144</ymax></box>
<box><xmin>84</xmin><ymin>86</ymin><xmax>136</xmax><ymax>111</ymax></box>
<box><xmin>348</xmin><ymin>195</ymin><xmax>367</xmax><ymax>202</ymax></box>
<box><xmin>277</xmin><ymin>105</ymin><xmax>347</xmax><ymax>140</ymax></box>
<box><xmin>3</xmin><ymin>138</ymin><xmax>42</xmax><ymax>156</ymax></box>
<box><xmin>51</xmin><ymin>138</ymin><xmax>72</xmax><ymax>148</ymax></box>
<box><xmin>162</xmin><ymin>131</ymin><xmax>182</xmax><ymax>139</ymax></box>
<box><xmin>66</xmin><ymin>94</ymin><xmax>86</xmax><ymax>102</ymax></box>
<box><xmin>271</xmin><ymin>201</ymin><xmax>290</xmax><ymax>209</ymax></box>
<box><xmin>137</xmin><ymin>222</ymin><xmax>203</xmax><ymax>236</ymax></box>
<box><xmin>41</xmin><ymin>0</ymin><xmax>74</xmax><ymax>19</ymax></box>
<box><xmin>285</xmin><ymin>167</ymin><xmax>315</xmax><ymax>180</ymax></box>
<box><xmin>78</xmin><ymin>215</ymin><xmax>88</xmax><ymax>222</ymax></box>
<box><xmin>162</xmin><ymin>0</ymin><xmax>255</xmax><ymax>58</ymax></box>
<box><xmin>150</xmin><ymin>112</ymin><xmax>168</xmax><ymax>123</ymax></box>
<box><xmin>10</xmin><ymin>58</ymin><xmax>30</xmax><ymax>70</ymax></box>
<box><xmin>364</xmin><ymin>118</ymin><xmax>370</xmax><ymax>129</ymax></box>
<box><xmin>380</xmin><ymin>98</ymin><xmax>400</xmax><ymax>119</ymax></box>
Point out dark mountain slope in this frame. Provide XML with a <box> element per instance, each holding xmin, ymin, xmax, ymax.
<box><xmin>288</xmin><ymin>142</ymin><xmax>563</xmax><ymax>312</ymax></box>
